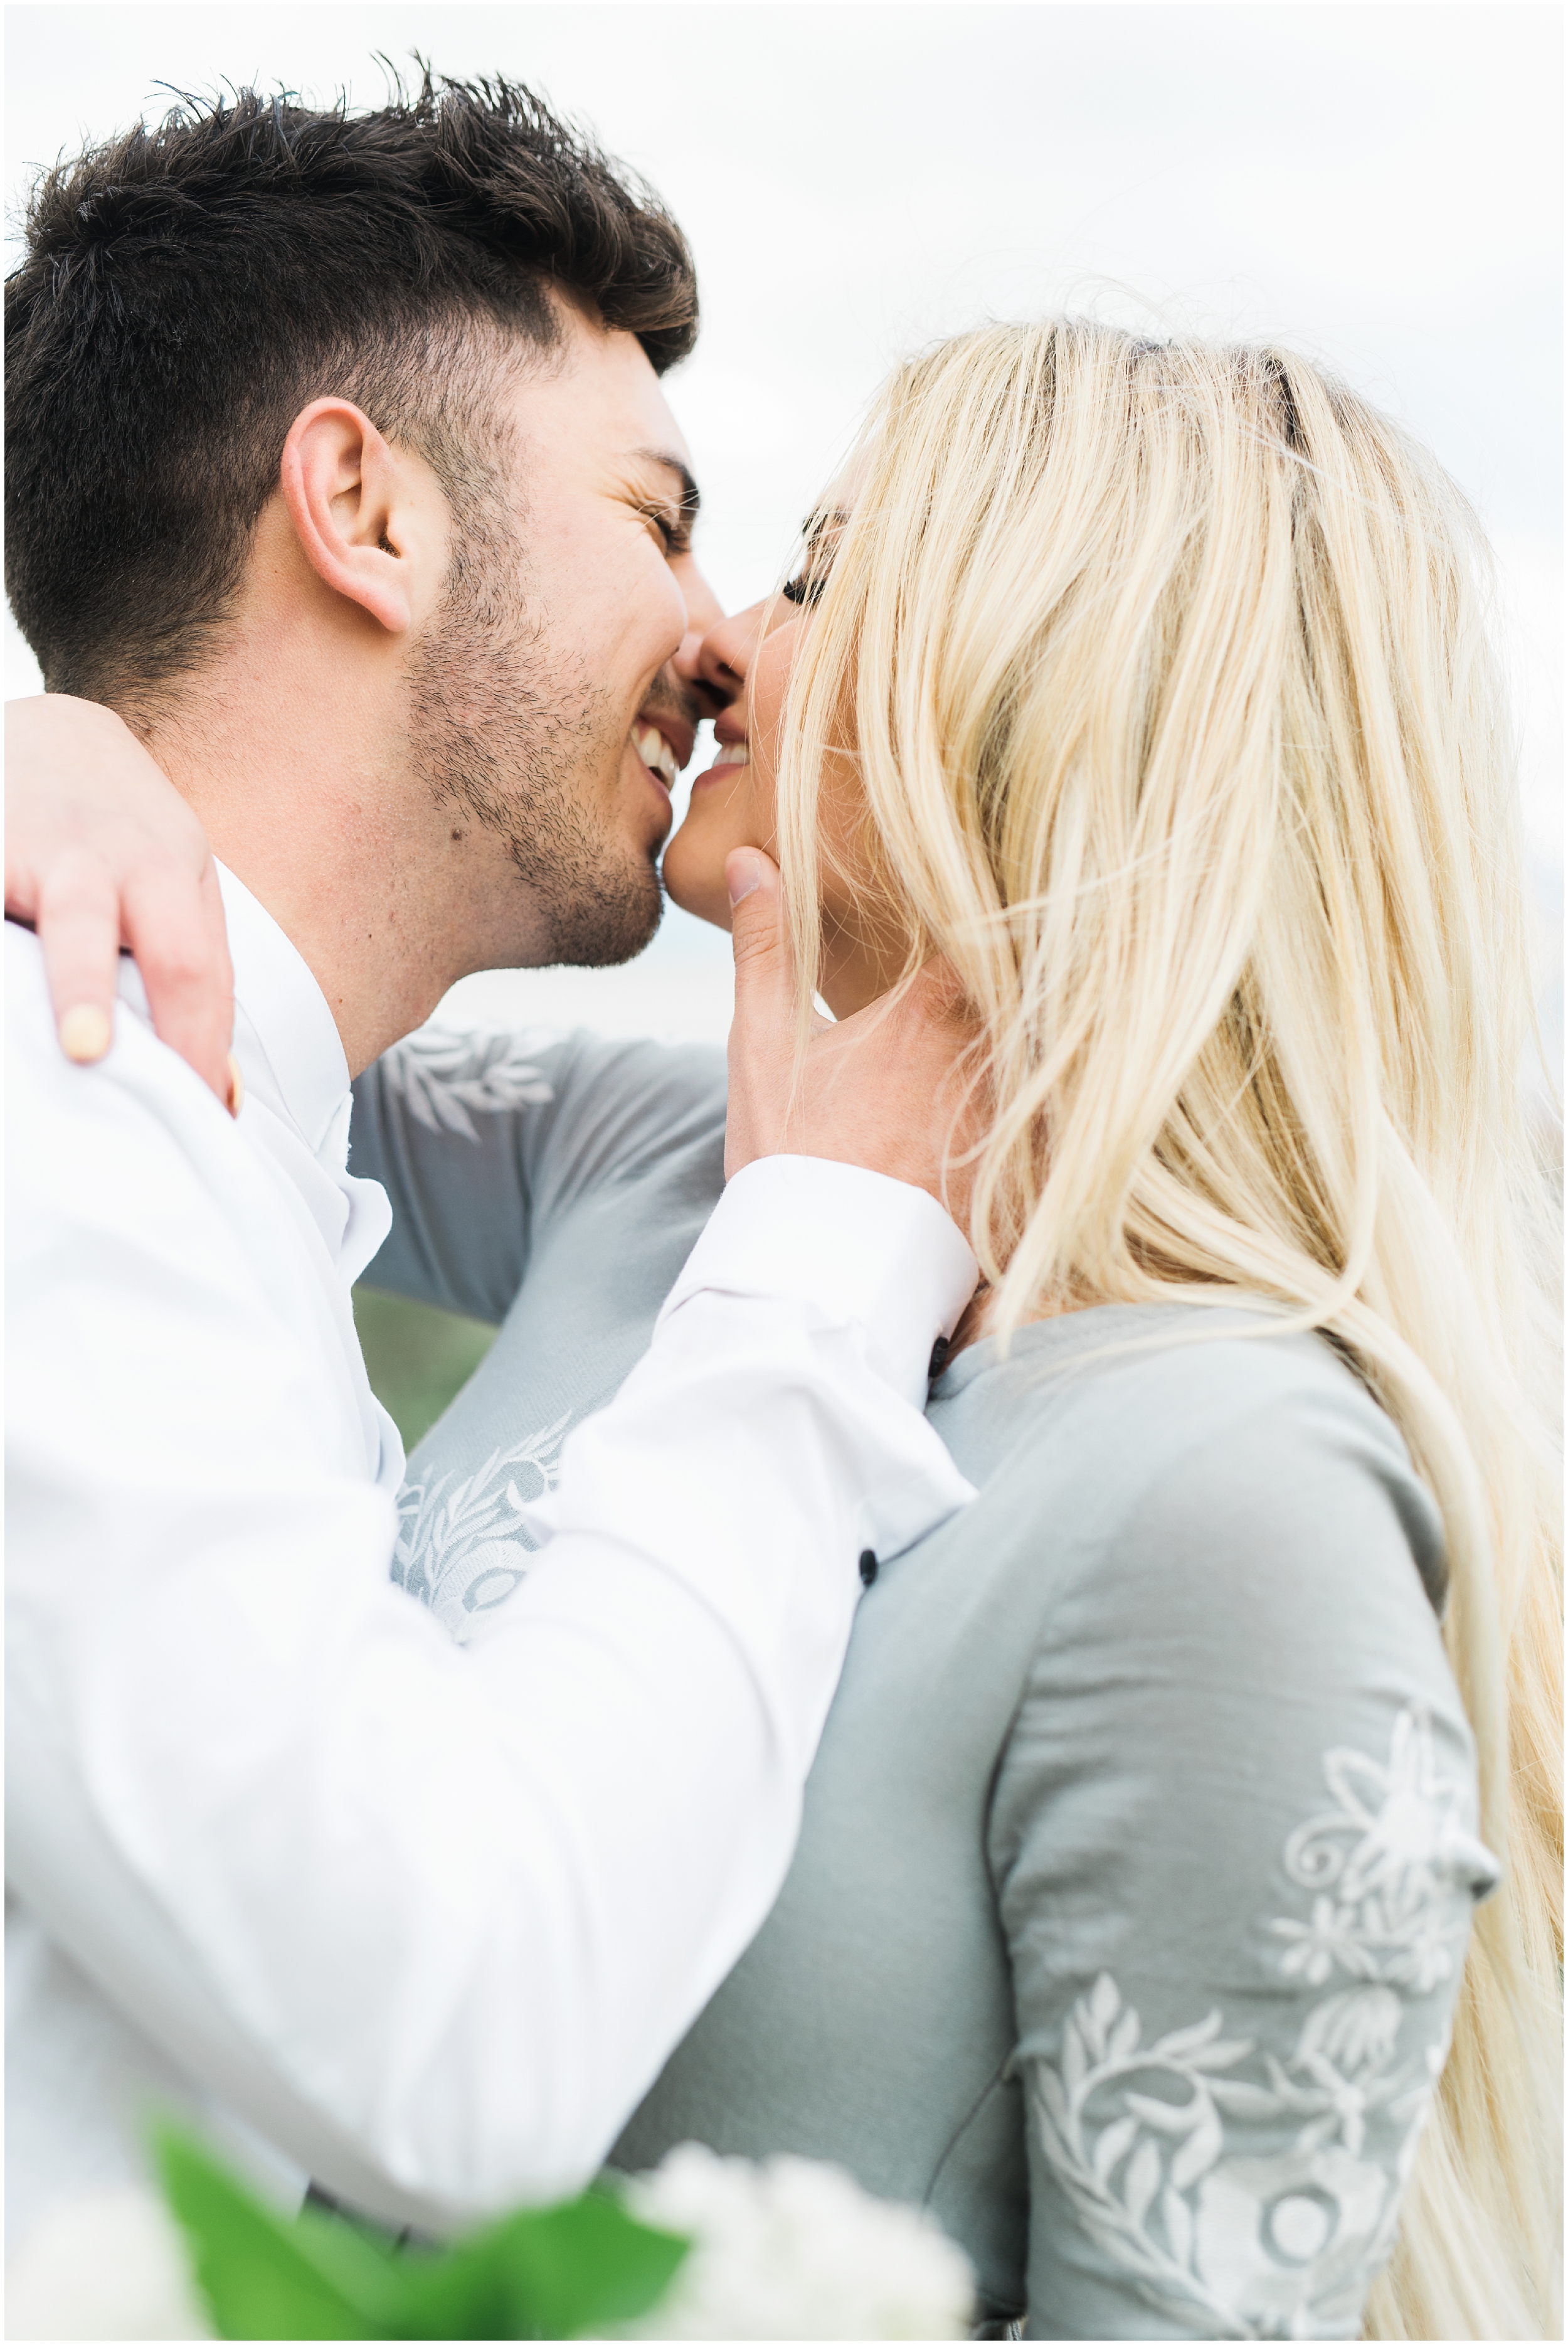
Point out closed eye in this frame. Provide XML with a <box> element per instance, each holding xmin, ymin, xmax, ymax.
<box><xmin>639</xmin><ymin>502</ymin><xmax>694</xmax><ymax>558</ymax></box>
<box><xmin>781</xmin><ymin>503</ymin><xmax>845</xmax><ymax>609</ymax></box>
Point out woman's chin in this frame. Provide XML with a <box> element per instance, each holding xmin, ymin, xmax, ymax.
<box><xmin>662</xmin><ymin>843</ymin><xmax>735</xmax><ymax>933</ymax></box>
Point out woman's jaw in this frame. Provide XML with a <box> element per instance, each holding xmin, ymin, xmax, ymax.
<box><xmin>662</xmin><ymin>610</ymin><xmax>897</xmax><ymax>1020</ymax></box>
<box><xmin>660</xmin><ymin>750</ymin><xmax>904</xmax><ymax>1027</ymax></box>
<box><xmin>660</xmin><ymin>593</ymin><xmax>781</xmax><ymax>935</ymax></box>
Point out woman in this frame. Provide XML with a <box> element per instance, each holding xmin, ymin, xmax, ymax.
<box><xmin>13</xmin><ymin>321</ymin><xmax>1560</xmax><ymax>2338</ymax></box>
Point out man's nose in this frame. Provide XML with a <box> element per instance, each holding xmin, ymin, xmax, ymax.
<box><xmin>672</xmin><ymin>619</ymin><xmax>736</xmax><ymax>714</ymax></box>
<box><xmin>669</xmin><ymin>553</ymin><xmax>734</xmax><ymax>713</ymax></box>
<box><xmin>689</xmin><ymin>602</ymin><xmax>765</xmax><ymax>706</ymax></box>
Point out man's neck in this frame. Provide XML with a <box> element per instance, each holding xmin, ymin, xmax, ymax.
<box><xmin>140</xmin><ymin>674</ymin><xmax>542</xmax><ymax>1078</ymax></box>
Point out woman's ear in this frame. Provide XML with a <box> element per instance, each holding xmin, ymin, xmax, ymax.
<box><xmin>277</xmin><ymin>399</ymin><xmax>423</xmax><ymax>635</ymax></box>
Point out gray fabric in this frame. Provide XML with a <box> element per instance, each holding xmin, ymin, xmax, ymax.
<box><xmin>351</xmin><ymin>1026</ymin><xmax>1496</xmax><ymax>2341</ymax></box>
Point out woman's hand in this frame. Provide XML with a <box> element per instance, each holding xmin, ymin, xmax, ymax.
<box><xmin>6</xmin><ymin>696</ymin><xmax>235</xmax><ymax>1103</ymax></box>
<box><xmin>724</xmin><ymin>847</ymin><xmax>985</xmax><ymax>1233</ymax></box>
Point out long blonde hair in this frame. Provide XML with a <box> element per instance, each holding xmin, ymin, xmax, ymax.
<box><xmin>775</xmin><ymin>320</ymin><xmax>1561</xmax><ymax>2339</ymax></box>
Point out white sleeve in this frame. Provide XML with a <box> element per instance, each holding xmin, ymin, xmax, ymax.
<box><xmin>6</xmin><ymin>973</ymin><xmax>977</xmax><ymax>2230</ymax></box>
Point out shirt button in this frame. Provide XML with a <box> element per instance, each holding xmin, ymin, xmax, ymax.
<box><xmin>859</xmin><ymin>1549</ymin><xmax>879</xmax><ymax>1588</ymax></box>
<box><xmin>928</xmin><ymin>1335</ymin><xmax>950</xmax><ymax>1380</ymax></box>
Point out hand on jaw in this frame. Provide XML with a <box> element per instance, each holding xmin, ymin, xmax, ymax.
<box><xmin>4</xmin><ymin>337</ymin><xmax>981</xmax><ymax>1235</ymax></box>
<box><xmin>6</xmin><ymin>720</ymin><xmax>982</xmax><ymax>1240</ymax></box>
<box><xmin>724</xmin><ymin>847</ymin><xmax>982</xmax><ymax>1232</ymax></box>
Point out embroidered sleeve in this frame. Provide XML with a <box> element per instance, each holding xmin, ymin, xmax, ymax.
<box><xmin>348</xmin><ymin>1026</ymin><xmax>567</xmax><ymax>1322</ymax></box>
<box><xmin>376</xmin><ymin>1028</ymin><xmax>557</xmax><ymax>1144</ymax></box>
<box><xmin>392</xmin><ymin>1415</ymin><xmax>571</xmax><ymax>1640</ymax></box>
<box><xmin>349</xmin><ymin>1028</ymin><xmax>724</xmax><ymax>1327</ymax></box>
<box><xmin>991</xmin><ymin>1402</ymin><xmax>1498</xmax><ymax>2341</ymax></box>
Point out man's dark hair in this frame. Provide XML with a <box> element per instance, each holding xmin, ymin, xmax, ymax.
<box><xmin>4</xmin><ymin>68</ymin><xmax>699</xmax><ymax>707</ymax></box>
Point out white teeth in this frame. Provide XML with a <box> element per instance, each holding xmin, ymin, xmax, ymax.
<box><xmin>711</xmin><ymin>740</ymin><xmax>750</xmax><ymax>769</ymax></box>
<box><xmin>632</xmin><ymin>722</ymin><xmax>680</xmax><ymax>787</ymax></box>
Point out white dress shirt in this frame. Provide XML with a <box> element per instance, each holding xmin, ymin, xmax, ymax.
<box><xmin>5</xmin><ymin>868</ymin><xmax>977</xmax><ymax>2248</ymax></box>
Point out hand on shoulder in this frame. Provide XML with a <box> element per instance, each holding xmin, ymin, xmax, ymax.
<box><xmin>4</xmin><ymin>695</ymin><xmax>235</xmax><ymax>1104</ymax></box>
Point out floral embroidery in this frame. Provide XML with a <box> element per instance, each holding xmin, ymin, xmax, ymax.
<box><xmin>1024</xmin><ymin>1704</ymin><xmax>1491</xmax><ymax>2340</ymax></box>
<box><xmin>393</xmin><ymin>1415</ymin><xmax>571</xmax><ymax>1640</ymax></box>
<box><xmin>1271</xmin><ymin>1703</ymin><xmax>1496</xmax><ymax>1993</ymax></box>
<box><xmin>381</xmin><ymin>1029</ymin><xmax>554</xmax><ymax>1144</ymax></box>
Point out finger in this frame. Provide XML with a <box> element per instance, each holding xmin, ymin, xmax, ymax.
<box><xmin>33</xmin><ymin>853</ymin><xmax>125</xmax><ymax>1066</ymax></box>
<box><xmin>726</xmin><ymin>850</ymin><xmax>801</xmax><ymax>1077</ymax></box>
<box><xmin>5</xmin><ymin>851</ymin><xmax>41</xmax><ymax>930</ymax></box>
<box><xmin>121</xmin><ymin>859</ymin><xmax>236</xmax><ymax>1103</ymax></box>
<box><xmin>723</xmin><ymin>849</ymin><xmax>797</xmax><ymax>1176</ymax></box>
<box><xmin>725</xmin><ymin>848</ymin><xmax>793</xmax><ymax>992</ymax></box>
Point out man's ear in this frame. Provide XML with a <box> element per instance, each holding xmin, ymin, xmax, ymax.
<box><xmin>278</xmin><ymin>400</ymin><xmax>428</xmax><ymax>635</ymax></box>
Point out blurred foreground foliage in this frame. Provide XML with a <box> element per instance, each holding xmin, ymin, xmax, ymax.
<box><xmin>352</xmin><ymin>1285</ymin><xmax>498</xmax><ymax>1452</ymax></box>
<box><xmin>155</xmin><ymin>2127</ymin><xmax>688</xmax><ymax>2341</ymax></box>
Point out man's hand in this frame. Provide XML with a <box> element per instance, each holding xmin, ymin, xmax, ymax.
<box><xmin>724</xmin><ymin>848</ymin><xmax>983</xmax><ymax>1231</ymax></box>
<box><xmin>5</xmin><ymin>696</ymin><xmax>235</xmax><ymax>1103</ymax></box>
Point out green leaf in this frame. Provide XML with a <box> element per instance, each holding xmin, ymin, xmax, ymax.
<box><xmin>152</xmin><ymin>2127</ymin><xmax>406</xmax><ymax>2339</ymax></box>
<box><xmin>153</xmin><ymin>2124</ymin><xmax>690</xmax><ymax>2340</ymax></box>
<box><xmin>397</xmin><ymin>2190</ymin><xmax>690</xmax><ymax>2339</ymax></box>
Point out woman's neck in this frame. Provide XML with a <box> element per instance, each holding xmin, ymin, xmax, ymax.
<box><xmin>816</xmin><ymin>918</ymin><xmax>1086</xmax><ymax>1347</ymax></box>
<box><xmin>816</xmin><ymin>922</ymin><xmax>906</xmax><ymax>1019</ymax></box>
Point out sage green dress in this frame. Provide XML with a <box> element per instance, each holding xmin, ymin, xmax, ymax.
<box><xmin>349</xmin><ymin>1025</ymin><xmax>1495</xmax><ymax>2341</ymax></box>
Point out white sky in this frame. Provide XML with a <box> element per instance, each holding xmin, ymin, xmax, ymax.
<box><xmin>5</xmin><ymin>3</ymin><xmax>1561</xmax><ymax>1051</ymax></box>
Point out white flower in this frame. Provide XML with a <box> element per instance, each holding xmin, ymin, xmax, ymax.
<box><xmin>1295</xmin><ymin>1987</ymin><xmax>1402</xmax><ymax>2076</ymax></box>
<box><xmin>4</xmin><ymin>2188</ymin><xmax>211</xmax><ymax>2339</ymax></box>
<box><xmin>1283</xmin><ymin>1705</ymin><xmax>1497</xmax><ymax>1916</ymax></box>
<box><xmin>1271</xmin><ymin>1896</ymin><xmax>1374</xmax><ymax>1986</ymax></box>
<box><xmin>1375</xmin><ymin>1905</ymin><xmax>1461</xmax><ymax>1992</ymax></box>
<box><xmin>1192</xmin><ymin>2142</ymin><xmax>1394</xmax><ymax>2336</ymax></box>
<box><xmin>618</xmin><ymin>2142</ymin><xmax>976</xmax><ymax>2339</ymax></box>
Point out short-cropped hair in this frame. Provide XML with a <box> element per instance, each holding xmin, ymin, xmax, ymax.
<box><xmin>4</xmin><ymin>68</ymin><xmax>699</xmax><ymax>708</ymax></box>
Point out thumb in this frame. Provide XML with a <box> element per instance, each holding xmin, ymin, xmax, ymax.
<box><xmin>723</xmin><ymin>850</ymin><xmax>797</xmax><ymax>1177</ymax></box>
<box><xmin>726</xmin><ymin>848</ymin><xmax>792</xmax><ymax>1001</ymax></box>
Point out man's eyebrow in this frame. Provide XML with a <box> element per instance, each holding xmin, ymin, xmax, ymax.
<box><xmin>637</xmin><ymin>448</ymin><xmax>701</xmax><ymax>519</ymax></box>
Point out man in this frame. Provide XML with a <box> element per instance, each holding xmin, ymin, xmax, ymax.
<box><xmin>4</xmin><ymin>76</ymin><xmax>978</xmax><ymax>2247</ymax></box>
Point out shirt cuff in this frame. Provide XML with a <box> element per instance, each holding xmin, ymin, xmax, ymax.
<box><xmin>655</xmin><ymin>1155</ymin><xmax>980</xmax><ymax>1411</ymax></box>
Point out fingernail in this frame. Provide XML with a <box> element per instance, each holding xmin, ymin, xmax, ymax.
<box><xmin>225</xmin><ymin>1053</ymin><xmax>245</xmax><ymax>1119</ymax></box>
<box><xmin>728</xmin><ymin>851</ymin><xmax>764</xmax><ymax>907</ymax></box>
<box><xmin>60</xmin><ymin>1005</ymin><xmax>112</xmax><ymax>1063</ymax></box>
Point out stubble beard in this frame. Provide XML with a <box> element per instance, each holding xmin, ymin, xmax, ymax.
<box><xmin>406</xmin><ymin>509</ymin><xmax>664</xmax><ymax>970</ymax></box>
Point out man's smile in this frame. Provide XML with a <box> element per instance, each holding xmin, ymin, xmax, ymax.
<box><xmin>631</xmin><ymin>681</ymin><xmax>704</xmax><ymax>795</ymax></box>
<box><xmin>631</xmin><ymin>717</ymin><xmax>686</xmax><ymax>789</ymax></box>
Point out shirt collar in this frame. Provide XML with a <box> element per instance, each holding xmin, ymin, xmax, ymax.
<box><xmin>217</xmin><ymin>863</ymin><xmax>352</xmax><ymax>1159</ymax></box>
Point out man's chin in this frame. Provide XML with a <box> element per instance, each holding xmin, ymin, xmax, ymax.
<box><xmin>538</xmin><ymin>855</ymin><xmax>665</xmax><ymax>970</ymax></box>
